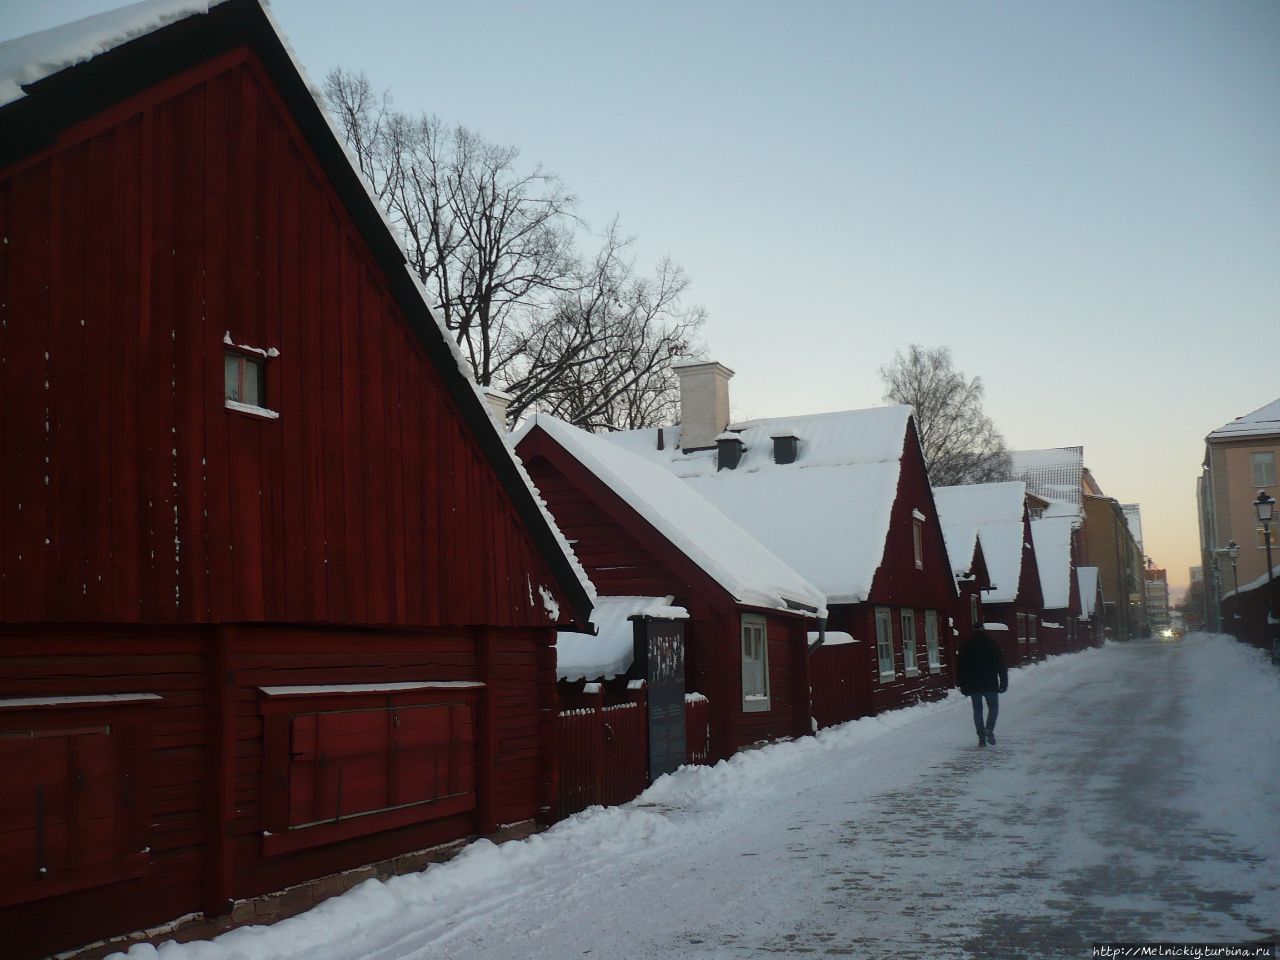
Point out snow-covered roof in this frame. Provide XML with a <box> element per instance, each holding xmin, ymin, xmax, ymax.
<box><xmin>556</xmin><ymin>596</ymin><xmax>687</xmax><ymax>683</ymax></box>
<box><xmin>516</xmin><ymin>416</ymin><xmax>827</xmax><ymax>616</ymax></box>
<box><xmin>597</xmin><ymin>407</ymin><xmax>914</xmax><ymax>604</ymax></box>
<box><xmin>1008</xmin><ymin>446</ymin><xmax>1084</xmax><ymax>518</ymax></box>
<box><xmin>1077</xmin><ymin>566</ymin><xmax>1100</xmax><ymax>619</ymax></box>
<box><xmin>940</xmin><ymin>524</ymin><xmax>981</xmax><ymax>579</ymax></box>
<box><xmin>0</xmin><ymin>0</ymin><xmax>226</xmax><ymax>108</ymax></box>
<box><xmin>810</xmin><ymin>630</ymin><xmax>858</xmax><ymax>647</ymax></box>
<box><xmin>1206</xmin><ymin>398</ymin><xmax>1280</xmax><ymax>442</ymax></box>
<box><xmin>1030</xmin><ymin>517</ymin><xmax>1074</xmax><ymax>610</ymax></box>
<box><xmin>0</xmin><ymin>0</ymin><xmax>599</xmax><ymax>622</ymax></box>
<box><xmin>983</xmin><ymin>622</ymin><xmax>1010</xmax><ymax>632</ymax></box>
<box><xmin>934</xmin><ymin>482</ymin><xmax>1028</xmax><ymax>605</ymax></box>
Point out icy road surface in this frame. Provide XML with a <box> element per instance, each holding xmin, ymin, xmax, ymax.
<box><xmin>118</xmin><ymin>635</ymin><xmax>1279</xmax><ymax>960</ymax></box>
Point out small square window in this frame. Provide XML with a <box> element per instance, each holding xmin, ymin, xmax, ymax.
<box><xmin>225</xmin><ymin>350</ymin><xmax>266</xmax><ymax>407</ymax></box>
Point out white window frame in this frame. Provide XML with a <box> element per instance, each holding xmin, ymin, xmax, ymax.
<box><xmin>912</xmin><ymin>519</ymin><xmax>924</xmax><ymax>570</ymax></box>
<box><xmin>1030</xmin><ymin>618</ymin><xmax>1038</xmax><ymax>645</ymax></box>
<box><xmin>969</xmin><ymin>594</ymin><xmax>978</xmax><ymax>625</ymax></box>
<box><xmin>875</xmin><ymin>607</ymin><xmax>895</xmax><ymax>681</ymax></box>
<box><xmin>901</xmin><ymin>609</ymin><xmax>918</xmax><ymax>676</ymax></box>
<box><xmin>925</xmin><ymin>609</ymin><xmax>941</xmax><ymax>672</ymax></box>
<box><xmin>740</xmin><ymin>614</ymin><xmax>770</xmax><ymax>712</ymax></box>
<box><xmin>1251</xmin><ymin>451</ymin><xmax>1276</xmax><ymax>488</ymax></box>
<box><xmin>1017</xmin><ymin>613</ymin><xmax>1027</xmax><ymax>644</ymax></box>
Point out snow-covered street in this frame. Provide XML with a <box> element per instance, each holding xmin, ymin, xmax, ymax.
<box><xmin>116</xmin><ymin>635</ymin><xmax>1279</xmax><ymax>960</ymax></box>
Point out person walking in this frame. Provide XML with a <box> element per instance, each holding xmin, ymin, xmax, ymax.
<box><xmin>957</xmin><ymin>627</ymin><xmax>1008</xmax><ymax>747</ymax></box>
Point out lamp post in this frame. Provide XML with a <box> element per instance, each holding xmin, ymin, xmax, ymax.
<box><xmin>1227</xmin><ymin>540</ymin><xmax>1240</xmax><ymax>634</ymax></box>
<box><xmin>1255</xmin><ymin>490</ymin><xmax>1276</xmax><ymax>654</ymax></box>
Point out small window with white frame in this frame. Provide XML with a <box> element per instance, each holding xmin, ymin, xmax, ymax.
<box><xmin>1252</xmin><ymin>451</ymin><xmax>1276</xmax><ymax>488</ymax></box>
<box><xmin>969</xmin><ymin>594</ymin><xmax>978</xmax><ymax>625</ymax></box>
<box><xmin>1017</xmin><ymin>613</ymin><xmax>1027</xmax><ymax>644</ymax></box>
<box><xmin>901</xmin><ymin>609</ymin><xmax>918</xmax><ymax>676</ymax></box>
<box><xmin>925</xmin><ymin>609</ymin><xmax>941</xmax><ymax>671</ymax></box>
<box><xmin>912</xmin><ymin>518</ymin><xmax>924</xmax><ymax>570</ymax></box>
<box><xmin>875</xmin><ymin>607</ymin><xmax>895</xmax><ymax>680</ymax></box>
<box><xmin>740</xmin><ymin>614</ymin><xmax>770</xmax><ymax>712</ymax></box>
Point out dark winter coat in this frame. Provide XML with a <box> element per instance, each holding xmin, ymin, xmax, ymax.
<box><xmin>957</xmin><ymin>629</ymin><xmax>1008</xmax><ymax>696</ymax></box>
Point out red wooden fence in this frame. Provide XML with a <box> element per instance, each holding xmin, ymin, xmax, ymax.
<box><xmin>554</xmin><ymin>692</ymin><xmax>713</xmax><ymax>820</ymax></box>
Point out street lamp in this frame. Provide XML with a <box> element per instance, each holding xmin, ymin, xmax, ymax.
<box><xmin>1255</xmin><ymin>490</ymin><xmax>1276</xmax><ymax>654</ymax></box>
<box><xmin>1227</xmin><ymin>540</ymin><xmax>1240</xmax><ymax>631</ymax></box>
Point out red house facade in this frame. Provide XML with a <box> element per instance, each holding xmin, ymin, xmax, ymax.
<box><xmin>515</xmin><ymin>416</ymin><xmax>825</xmax><ymax>762</ymax></box>
<box><xmin>0</xmin><ymin>4</ymin><xmax>591</xmax><ymax>957</ymax></box>
<box><xmin>598</xmin><ymin>374</ymin><xmax>959</xmax><ymax>726</ymax></box>
<box><xmin>934</xmin><ymin>482</ymin><xmax>1045</xmax><ymax>667</ymax></box>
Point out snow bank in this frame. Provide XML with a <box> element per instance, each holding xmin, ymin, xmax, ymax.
<box><xmin>1175</xmin><ymin>633</ymin><xmax>1280</xmax><ymax>863</ymax></box>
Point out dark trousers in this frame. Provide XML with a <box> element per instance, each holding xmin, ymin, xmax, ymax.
<box><xmin>970</xmin><ymin>692</ymin><xmax>999</xmax><ymax>736</ymax></box>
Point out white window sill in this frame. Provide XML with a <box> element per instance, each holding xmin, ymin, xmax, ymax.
<box><xmin>904</xmin><ymin>668</ymin><xmax>919</xmax><ymax>678</ymax></box>
<box><xmin>878</xmin><ymin>671</ymin><xmax>896</xmax><ymax>683</ymax></box>
<box><xmin>928</xmin><ymin>664</ymin><xmax>941</xmax><ymax>674</ymax></box>
<box><xmin>742</xmin><ymin>695</ymin><xmax>771</xmax><ymax>713</ymax></box>
<box><xmin>226</xmin><ymin>399</ymin><xmax>280</xmax><ymax>420</ymax></box>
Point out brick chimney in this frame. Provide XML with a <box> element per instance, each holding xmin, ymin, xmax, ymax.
<box><xmin>674</xmin><ymin>360</ymin><xmax>734</xmax><ymax>451</ymax></box>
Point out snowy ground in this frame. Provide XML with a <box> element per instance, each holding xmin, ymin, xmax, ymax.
<box><xmin>113</xmin><ymin>634</ymin><xmax>1280</xmax><ymax>960</ymax></box>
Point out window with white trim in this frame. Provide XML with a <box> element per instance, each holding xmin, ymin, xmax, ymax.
<box><xmin>740</xmin><ymin>615</ymin><xmax>770</xmax><ymax>712</ymax></box>
<box><xmin>875</xmin><ymin>607</ymin><xmax>895</xmax><ymax>680</ymax></box>
<box><xmin>969</xmin><ymin>594</ymin><xmax>979</xmax><ymax>625</ymax></box>
<box><xmin>912</xmin><ymin>519</ymin><xmax>924</xmax><ymax>570</ymax></box>
<box><xmin>1030</xmin><ymin>618</ymin><xmax>1038</xmax><ymax>645</ymax></box>
<box><xmin>1017</xmin><ymin>613</ymin><xmax>1027</xmax><ymax>644</ymax></box>
<box><xmin>901</xmin><ymin>609</ymin><xmax>918</xmax><ymax>676</ymax></box>
<box><xmin>925</xmin><ymin>609</ymin><xmax>941</xmax><ymax>671</ymax></box>
<box><xmin>1251</xmin><ymin>451</ymin><xmax>1276</xmax><ymax>488</ymax></box>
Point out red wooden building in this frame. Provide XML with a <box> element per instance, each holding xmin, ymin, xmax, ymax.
<box><xmin>515</xmin><ymin>415</ymin><xmax>826</xmax><ymax>762</ymax></box>
<box><xmin>598</xmin><ymin>368</ymin><xmax>960</xmax><ymax>725</ymax></box>
<box><xmin>0</xmin><ymin>3</ymin><xmax>593</xmax><ymax>956</ymax></box>
<box><xmin>934</xmin><ymin>482</ymin><xmax>1046</xmax><ymax>666</ymax></box>
<box><xmin>939</xmin><ymin>524</ymin><xmax>994</xmax><ymax>684</ymax></box>
<box><xmin>1031</xmin><ymin>516</ymin><xmax>1083</xmax><ymax>657</ymax></box>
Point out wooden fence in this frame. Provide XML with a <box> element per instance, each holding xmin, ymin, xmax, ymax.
<box><xmin>554</xmin><ymin>689</ymin><xmax>712</xmax><ymax>820</ymax></box>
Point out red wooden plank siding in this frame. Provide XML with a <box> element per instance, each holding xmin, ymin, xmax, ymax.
<box><xmin>0</xmin><ymin>51</ymin><xmax>574</xmax><ymax>630</ymax></box>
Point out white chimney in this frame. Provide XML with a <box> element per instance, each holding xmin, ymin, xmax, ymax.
<box><xmin>674</xmin><ymin>360</ymin><xmax>734</xmax><ymax>451</ymax></box>
<box><xmin>482</xmin><ymin>387</ymin><xmax>513</xmax><ymax>430</ymax></box>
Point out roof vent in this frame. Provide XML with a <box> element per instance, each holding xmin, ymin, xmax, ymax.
<box><xmin>717</xmin><ymin>434</ymin><xmax>745</xmax><ymax>471</ymax></box>
<box><xmin>772</xmin><ymin>434</ymin><xmax>798</xmax><ymax>465</ymax></box>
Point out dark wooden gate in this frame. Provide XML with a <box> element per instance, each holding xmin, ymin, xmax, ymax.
<box><xmin>634</xmin><ymin>617</ymin><xmax>686</xmax><ymax>781</ymax></box>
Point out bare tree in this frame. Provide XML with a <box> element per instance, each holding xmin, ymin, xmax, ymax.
<box><xmin>323</xmin><ymin>68</ymin><xmax>702</xmax><ymax>427</ymax></box>
<box><xmin>880</xmin><ymin>344</ymin><xmax>1011</xmax><ymax>485</ymax></box>
<box><xmin>504</xmin><ymin>222</ymin><xmax>705</xmax><ymax>430</ymax></box>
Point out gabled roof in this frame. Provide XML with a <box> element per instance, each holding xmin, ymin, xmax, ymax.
<box><xmin>515</xmin><ymin>416</ymin><xmax>827</xmax><ymax>616</ymax></box>
<box><xmin>933</xmin><ymin>481</ymin><xmax>1028</xmax><ymax>605</ymax></box>
<box><xmin>1030</xmin><ymin>517</ymin><xmax>1075</xmax><ymax>610</ymax></box>
<box><xmin>1206</xmin><ymin>398</ymin><xmax>1280</xmax><ymax>442</ymax></box>
<box><xmin>1077</xmin><ymin>566</ymin><xmax>1100</xmax><ymax>619</ymax></box>
<box><xmin>0</xmin><ymin>0</ymin><xmax>596</xmax><ymax>625</ymax></box>
<box><xmin>598</xmin><ymin>406</ymin><xmax>915</xmax><ymax>604</ymax></box>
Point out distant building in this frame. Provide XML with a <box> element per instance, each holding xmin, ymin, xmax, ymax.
<box><xmin>1199</xmin><ymin>398</ymin><xmax>1280</xmax><ymax>605</ymax></box>
<box><xmin>1144</xmin><ymin>564</ymin><xmax>1171</xmax><ymax>632</ymax></box>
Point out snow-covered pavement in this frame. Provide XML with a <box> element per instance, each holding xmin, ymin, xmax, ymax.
<box><xmin>115</xmin><ymin>635</ymin><xmax>1280</xmax><ymax>960</ymax></box>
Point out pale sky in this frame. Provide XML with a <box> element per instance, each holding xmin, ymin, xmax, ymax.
<box><xmin>5</xmin><ymin>0</ymin><xmax>1279</xmax><ymax>596</ymax></box>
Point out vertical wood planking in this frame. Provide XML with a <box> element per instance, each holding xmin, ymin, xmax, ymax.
<box><xmin>275</xmin><ymin>136</ymin><xmax>306</xmax><ymax>622</ymax></box>
<box><xmin>338</xmin><ymin>236</ymin><xmax>366</xmax><ymax>625</ymax></box>
<box><xmin>360</xmin><ymin>253</ymin><xmax>390</xmax><ymax>625</ymax></box>
<box><xmin>318</xmin><ymin>207</ymin><xmax>346</xmax><ymax>623</ymax></box>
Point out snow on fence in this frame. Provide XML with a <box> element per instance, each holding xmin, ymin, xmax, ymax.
<box><xmin>555</xmin><ymin>690</ymin><xmax>714</xmax><ymax>820</ymax></box>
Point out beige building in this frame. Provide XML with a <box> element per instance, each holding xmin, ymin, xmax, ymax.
<box><xmin>1199</xmin><ymin>398</ymin><xmax>1280</xmax><ymax>618</ymax></box>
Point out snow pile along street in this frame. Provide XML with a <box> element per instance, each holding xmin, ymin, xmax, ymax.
<box><xmin>111</xmin><ymin>635</ymin><xmax>1280</xmax><ymax>960</ymax></box>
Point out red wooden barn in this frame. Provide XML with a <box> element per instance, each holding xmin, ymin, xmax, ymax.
<box><xmin>515</xmin><ymin>415</ymin><xmax>826</xmax><ymax>763</ymax></box>
<box><xmin>596</xmin><ymin>363</ymin><xmax>960</xmax><ymax>725</ymax></box>
<box><xmin>0</xmin><ymin>3</ymin><xmax>593</xmax><ymax>956</ymax></box>
<box><xmin>934</xmin><ymin>482</ymin><xmax>1046</xmax><ymax>666</ymax></box>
